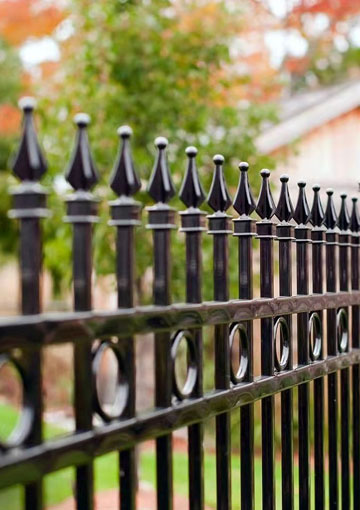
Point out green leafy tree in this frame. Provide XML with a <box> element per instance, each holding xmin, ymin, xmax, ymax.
<box><xmin>32</xmin><ymin>0</ymin><xmax>277</xmax><ymax>300</ymax></box>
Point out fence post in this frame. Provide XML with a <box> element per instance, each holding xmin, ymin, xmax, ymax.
<box><xmin>337</xmin><ymin>193</ymin><xmax>351</xmax><ymax>510</ymax></box>
<box><xmin>293</xmin><ymin>181</ymin><xmax>311</xmax><ymax>510</ymax></box>
<box><xmin>274</xmin><ymin>175</ymin><xmax>294</xmax><ymax>510</ymax></box>
<box><xmin>207</xmin><ymin>154</ymin><xmax>232</xmax><ymax>510</ymax></box>
<box><xmin>324</xmin><ymin>188</ymin><xmax>339</xmax><ymax>509</ymax></box>
<box><xmin>9</xmin><ymin>97</ymin><xmax>48</xmax><ymax>510</ymax></box>
<box><xmin>350</xmin><ymin>196</ymin><xmax>360</xmax><ymax>509</ymax></box>
<box><xmin>109</xmin><ymin>125</ymin><xmax>141</xmax><ymax>510</ymax></box>
<box><xmin>309</xmin><ymin>185</ymin><xmax>326</xmax><ymax>510</ymax></box>
<box><xmin>146</xmin><ymin>136</ymin><xmax>176</xmax><ymax>510</ymax></box>
<box><xmin>179</xmin><ymin>146</ymin><xmax>205</xmax><ymax>510</ymax></box>
<box><xmin>256</xmin><ymin>169</ymin><xmax>276</xmax><ymax>510</ymax></box>
<box><xmin>64</xmin><ymin>113</ymin><xmax>99</xmax><ymax>510</ymax></box>
<box><xmin>233</xmin><ymin>162</ymin><xmax>255</xmax><ymax>510</ymax></box>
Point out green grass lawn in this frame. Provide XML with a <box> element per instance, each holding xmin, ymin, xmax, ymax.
<box><xmin>0</xmin><ymin>404</ymin><xmax>328</xmax><ymax>509</ymax></box>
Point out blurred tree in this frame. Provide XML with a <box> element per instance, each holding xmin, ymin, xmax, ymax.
<box><xmin>262</xmin><ymin>0</ymin><xmax>360</xmax><ymax>89</ymax></box>
<box><xmin>36</xmin><ymin>0</ymin><xmax>277</xmax><ymax>300</ymax></box>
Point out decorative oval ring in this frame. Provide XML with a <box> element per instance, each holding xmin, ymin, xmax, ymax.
<box><xmin>337</xmin><ymin>308</ymin><xmax>349</xmax><ymax>353</ymax></box>
<box><xmin>171</xmin><ymin>330</ymin><xmax>198</xmax><ymax>400</ymax></box>
<box><xmin>309</xmin><ymin>312</ymin><xmax>322</xmax><ymax>361</ymax></box>
<box><xmin>92</xmin><ymin>341</ymin><xmax>129</xmax><ymax>422</ymax></box>
<box><xmin>0</xmin><ymin>354</ymin><xmax>33</xmax><ymax>451</ymax></box>
<box><xmin>274</xmin><ymin>317</ymin><xmax>290</xmax><ymax>372</ymax></box>
<box><xmin>229</xmin><ymin>323</ymin><xmax>249</xmax><ymax>384</ymax></box>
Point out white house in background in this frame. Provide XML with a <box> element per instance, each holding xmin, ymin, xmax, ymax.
<box><xmin>255</xmin><ymin>79</ymin><xmax>360</xmax><ymax>200</ymax></box>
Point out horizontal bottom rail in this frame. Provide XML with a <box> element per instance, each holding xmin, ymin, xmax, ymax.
<box><xmin>0</xmin><ymin>291</ymin><xmax>360</xmax><ymax>347</ymax></box>
<box><xmin>0</xmin><ymin>349</ymin><xmax>359</xmax><ymax>489</ymax></box>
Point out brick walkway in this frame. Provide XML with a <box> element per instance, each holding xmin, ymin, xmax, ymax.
<box><xmin>51</xmin><ymin>485</ymin><xmax>201</xmax><ymax>510</ymax></box>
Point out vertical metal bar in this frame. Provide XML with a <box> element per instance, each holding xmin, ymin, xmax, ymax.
<box><xmin>109</xmin><ymin>125</ymin><xmax>141</xmax><ymax>510</ymax></box>
<box><xmin>9</xmin><ymin>98</ymin><xmax>49</xmax><ymax>510</ymax></box>
<box><xmin>350</xmin><ymin>197</ymin><xmax>360</xmax><ymax>510</ymax></box>
<box><xmin>277</xmin><ymin>218</ymin><xmax>294</xmax><ymax>510</ymax></box>
<box><xmin>338</xmin><ymin>194</ymin><xmax>350</xmax><ymax>510</ymax></box>
<box><xmin>258</xmin><ymin>221</ymin><xmax>275</xmax><ymax>510</ymax></box>
<box><xmin>233</xmin><ymin>162</ymin><xmax>256</xmax><ymax>510</ymax></box>
<box><xmin>324</xmin><ymin>189</ymin><xmax>339</xmax><ymax>510</ymax></box>
<box><xmin>311</xmin><ymin>221</ymin><xmax>325</xmax><ymax>510</ymax></box>
<box><xmin>64</xmin><ymin>113</ymin><xmax>99</xmax><ymax>510</ymax></box>
<box><xmin>293</xmin><ymin>181</ymin><xmax>311</xmax><ymax>510</ymax></box>
<box><xmin>207</xmin><ymin>154</ymin><xmax>232</xmax><ymax>510</ymax></box>
<box><xmin>147</xmin><ymin>136</ymin><xmax>176</xmax><ymax>510</ymax></box>
<box><xmin>65</xmin><ymin>193</ymin><xmax>98</xmax><ymax>510</ymax></box>
<box><xmin>110</xmin><ymin>199</ymin><xmax>141</xmax><ymax>509</ymax></box>
<box><xmin>256</xmin><ymin>169</ymin><xmax>276</xmax><ymax>510</ymax></box>
<box><xmin>179</xmin><ymin>146</ymin><xmax>206</xmax><ymax>510</ymax></box>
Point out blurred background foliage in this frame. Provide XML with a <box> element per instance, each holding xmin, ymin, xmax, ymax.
<box><xmin>1</xmin><ymin>0</ymin><xmax>360</xmax><ymax>301</ymax></box>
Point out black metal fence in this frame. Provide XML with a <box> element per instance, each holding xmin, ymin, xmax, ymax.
<box><xmin>0</xmin><ymin>98</ymin><xmax>359</xmax><ymax>510</ymax></box>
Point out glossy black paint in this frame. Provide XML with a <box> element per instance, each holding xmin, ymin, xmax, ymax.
<box><xmin>233</xmin><ymin>162</ymin><xmax>255</xmax><ymax>510</ymax></box>
<box><xmin>9</xmin><ymin>98</ymin><xmax>47</xmax><ymax>510</ymax></box>
<box><xmin>324</xmin><ymin>188</ymin><xmax>339</xmax><ymax>509</ymax></box>
<box><xmin>179</xmin><ymin>146</ymin><xmax>205</xmax><ymax>510</ymax></box>
<box><xmin>207</xmin><ymin>154</ymin><xmax>232</xmax><ymax>510</ymax></box>
<box><xmin>4</xmin><ymin>107</ymin><xmax>360</xmax><ymax>510</ymax></box>
<box><xmin>310</xmin><ymin>184</ymin><xmax>325</xmax><ymax>510</ymax></box>
<box><xmin>65</xmin><ymin>115</ymin><xmax>98</xmax><ymax>510</ymax></box>
<box><xmin>293</xmin><ymin>181</ymin><xmax>311</xmax><ymax>510</ymax></box>
<box><xmin>275</xmin><ymin>174</ymin><xmax>294</xmax><ymax>510</ymax></box>
<box><xmin>256</xmin><ymin>169</ymin><xmax>275</xmax><ymax>510</ymax></box>
<box><xmin>109</xmin><ymin>126</ymin><xmax>141</xmax><ymax>510</ymax></box>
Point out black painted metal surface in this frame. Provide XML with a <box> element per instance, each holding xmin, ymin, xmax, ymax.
<box><xmin>2</xmin><ymin>100</ymin><xmax>360</xmax><ymax>510</ymax></box>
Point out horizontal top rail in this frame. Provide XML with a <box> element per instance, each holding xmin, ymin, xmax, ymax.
<box><xmin>0</xmin><ymin>291</ymin><xmax>359</xmax><ymax>348</ymax></box>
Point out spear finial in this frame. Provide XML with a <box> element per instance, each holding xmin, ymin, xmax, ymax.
<box><xmin>233</xmin><ymin>162</ymin><xmax>256</xmax><ymax>216</ymax></box>
<box><xmin>324</xmin><ymin>188</ymin><xmax>338</xmax><ymax>229</ymax></box>
<box><xmin>293</xmin><ymin>181</ymin><xmax>310</xmax><ymax>225</ymax></box>
<box><xmin>350</xmin><ymin>197</ymin><xmax>360</xmax><ymax>232</ymax></box>
<box><xmin>65</xmin><ymin>113</ymin><xmax>99</xmax><ymax>191</ymax></box>
<box><xmin>12</xmin><ymin>97</ymin><xmax>47</xmax><ymax>181</ymax></box>
<box><xmin>310</xmin><ymin>184</ymin><xmax>324</xmax><ymax>227</ymax></box>
<box><xmin>179</xmin><ymin>146</ymin><xmax>205</xmax><ymax>208</ymax></box>
<box><xmin>337</xmin><ymin>193</ymin><xmax>350</xmax><ymax>231</ymax></box>
<box><xmin>207</xmin><ymin>154</ymin><xmax>232</xmax><ymax>212</ymax></box>
<box><xmin>256</xmin><ymin>169</ymin><xmax>275</xmax><ymax>220</ymax></box>
<box><xmin>109</xmin><ymin>125</ymin><xmax>141</xmax><ymax>196</ymax></box>
<box><xmin>274</xmin><ymin>174</ymin><xmax>293</xmax><ymax>222</ymax></box>
<box><xmin>147</xmin><ymin>137</ymin><xmax>175</xmax><ymax>203</ymax></box>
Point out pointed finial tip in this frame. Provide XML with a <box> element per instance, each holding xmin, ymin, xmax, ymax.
<box><xmin>352</xmin><ymin>196</ymin><xmax>358</xmax><ymax>202</ymax></box>
<box><xmin>326</xmin><ymin>188</ymin><xmax>334</xmax><ymax>196</ymax></box>
<box><xmin>155</xmin><ymin>136</ymin><xmax>168</xmax><ymax>149</ymax></box>
<box><xmin>74</xmin><ymin>113</ymin><xmax>90</xmax><ymax>127</ymax></box>
<box><xmin>239</xmin><ymin>161</ymin><xmax>249</xmax><ymax>172</ymax></box>
<box><xmin>117</xmin><ymin>125</ymin><xmax>132</xmax><ymax>138</ymax></box>
<box><xmin>280</xmin><ymin>174</ymin><xmax>289</xmax><ymax>183</ymax></box>
<box><xmin>18</xmin><ymin>96</ymin><xmax>36</xmax><ymax>112</ymax></box>
<box><xmin>185</xmin><ymin>146</ymin><xmax>197</xmax><ymax>157</ymax></box>
<box><xmin>340</xmin><ymin>192</ymin><xmax>347</xmax><ymax>199</ymax></box>
<box><xmin>297</xmin><ymin>180</ymin><xmax>306</xmax><ymax>188</ymax></box>
<box><xmin>313</xmin><ymin>184</ymin><xmax>320</xmax><ymax>192</ymax></box>
<box><xmin>213</xmin><ymin>154</ymin><xmax>224</xmax><ymax>165</ymax></box>
<box><xmin>260</xmin><ymin>169</ymin><xmax>270</xmax><ymax>178</ymax></box>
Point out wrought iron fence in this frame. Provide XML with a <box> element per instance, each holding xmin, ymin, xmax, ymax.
<box><xmin>0</xmin><ymin>98</ymin><xmax>359</xmax><ymax>510</ymax></box>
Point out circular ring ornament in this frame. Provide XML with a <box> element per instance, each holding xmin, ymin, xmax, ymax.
<box><xmin>274</xmin><ymin>317</ymin><xmax>290</xmax><ymax>372</ymax></box>
<box><xmin>309</xmin><ymin>312</ymin><xmax>322</xmax><ymax>361</ymax></box>
<box><xmin>337</xmin><ymin>308</ymin><xmax>349</xmax><ymax>353</ymax></box>
<box><xmin>229</xmin><ymin>323</ymin><xmax>249</xmax><ymax>384</ymax></box>
<box><xmin>171</xmin><ymin>330</ymin><xmax>198</xmax><ymax>400</ymax></box>
<box><xmin>0</xmin><ymin>354</ymin><xmax>33</xmax><ymax>451</ymax></box>
<box><xmin>92</xmin><ymin>341</ymin><xmax>129</xmax><ymax>422</ymax></box>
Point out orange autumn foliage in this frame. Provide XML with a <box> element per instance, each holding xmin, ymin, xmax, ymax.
<box><xmin>0</xmin><ymin>104</ymin><xmax>21</xmax><ymax>134</ymax></box>
<box><xmin>0</xmin><ymin>0</ymin><xmax>64</xmax><ymax>46</ymax></box>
